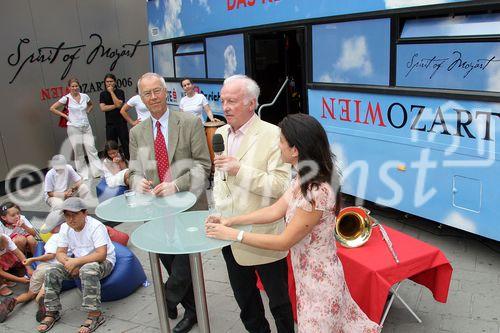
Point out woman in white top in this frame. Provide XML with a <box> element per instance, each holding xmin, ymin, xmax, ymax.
<box><xmin>120</xmin><ymin>90</ymin><xmax>151</xmax><ymax>127</ymax></box>
<box><xmin>179</xmin><ymin>78</ymin><xmax>215</xmax><ymax>123</ymax></box>
<box><xmin>49</xmin><ymin>78</ymin><xmax>102</xmax><ymax>179</ymax></box>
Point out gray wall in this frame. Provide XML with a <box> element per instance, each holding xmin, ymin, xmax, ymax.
<box><xmin>0</xmin><ymin>0</ymin><xmax>149</xmax><ymax>181</ymax></box>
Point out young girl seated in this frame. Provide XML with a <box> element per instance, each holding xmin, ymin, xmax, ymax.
<box><xmin>0</xmin><ymin>202</ymin><xmax>37</xmax><ymax>256</ymax></box>
<box><xmin>0</xmin><ymin>233</ymin><xmax>33</xmax><ymax>297</ymax></box>
<box><xmin>0</xmin><ymin>210</ymin><xmax>68</xmax><ymax>323</ymax></box>
<box><xmin>102</xmin><ymin>140</ymin><xmax>130</xmax><ymax>188</ymax></box>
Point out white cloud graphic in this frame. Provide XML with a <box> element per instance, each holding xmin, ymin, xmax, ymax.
<box><xmin>335</xmin><ymin>36</ymin><xmax>373</xmax><ymax>76</ymax></box>
<box><xmin>224</xmin><ymin>45</ymin><xmax>237</xmax><ymax>78</ymax></box>
<box><xmin>385</xmin><ymin>0</ymin><xmax>450</xmax><ymax>9</ymax></box>
<box><xmin>442</xmin><ymin>211</ymin><xmax>477</xmax><ymax>234</ymax></box>
<box><xmin>190</xmin><ymin>0</ymin><xmax>211</xmax><ymax>14</ymax></box>
<box><xmin>319</xmin><ymin>73</ymin><xmax>333</xmax><ymax>83</ymax></box>
<box><xmin>153</xmin><ymin>0</ymin><xmax>184</xmax><ymax>39</ymax></box>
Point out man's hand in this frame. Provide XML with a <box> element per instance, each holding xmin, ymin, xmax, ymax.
<box><xmin>106</xmin><ymin>85</ymin><xmax>114</xmax><ymax>93</ymax></box>
<box><xmin>214</xmin><ymin>155</ymin><xmax>240</xmax><ymax>176</ymax></box>
<box><xmin>136</xmin><ymin>178</ymin><xmax>153</xmax><ymax>194</ymax></box>
<box><xmin>63</xmin><ymin>258</ymin><xmax>81</xmax><ymax>276</ymax></box>
<box><xmin>152</xmin><ymin>182</ymin><xmax>177</xmax><ymax>197</ymax></box>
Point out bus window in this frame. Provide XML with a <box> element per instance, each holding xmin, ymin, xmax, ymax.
<box><xmin>153</xmin><ymin>42</ymin><xmax>174</xmax><ymax>77</ymax></box>
<box><xmin>206</xmin><ymin>34</ymin><xmax>245</xmax><ymax>78</ymax></box>
<box><xmin>401</xmin><ymin>13</ymin><xmax>500</xmax><ymax>38</ymax></box>
<box><xmin>397</xmin><ymin>13</ymin><xmax>500</xmax><ymax>92</ymax></box>
<box><xmin>312</xmin><ymin>19</ymin><xmax>390</xmax><ymax>86</ymax></box>
<box><xmin>174</xmin><ymin>42</ymin><xmax>206</xmax><ymax>78</ymax></box>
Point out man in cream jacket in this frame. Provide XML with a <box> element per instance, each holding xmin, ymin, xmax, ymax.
<box><xmin>213</xmin><ymin>75</ymin><xmax>294</xmax><ymax>333</ymax></box>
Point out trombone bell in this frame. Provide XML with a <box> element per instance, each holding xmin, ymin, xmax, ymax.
<box><xmin>335</xmin><ymin>206</ymin><xmax>373</xmax><ymax>248</ymax></box>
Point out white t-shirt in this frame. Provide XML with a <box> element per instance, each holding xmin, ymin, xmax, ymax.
<box><xmin>126</xmin><ymin>95</ymin><xmax>150</xmax><ymax>121</ymax></box>
<box><xmin>58</xmin><ymin>217</ymin><xmax>116</xmax><ymax>266</ymax></box>
<box><xmin>0</xmin><ymin>234</ymin><xmax>17</xmax><ymax>255</ymax></box>
<box><xmin>0</xmin><ymin>215</ymin><xmax>33</xmax><ymax>237</ymax></box>
<box><xmin>44</xmin><ymin>233</ymin><xmax>72</xmax><ymax>264</ymax></box>
<box><xmin>179</xmin><ymin>93</ymin><xmax>209</xmax><ymax>122</ymax></box>
<box><xmin>44</xmin><ymin>165</ymin><xmax>82</xmax><ymax>200</ymax></box>
<box><xmin>58</xmin><ymin>93</ymin><xmax>91</xmax><ymax>127</ymax></box>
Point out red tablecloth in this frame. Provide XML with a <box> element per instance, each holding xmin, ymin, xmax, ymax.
<box><xmin>257</xmin><ymin>225</ymin><xmax>453</xmax><ymax>324</ymax></box>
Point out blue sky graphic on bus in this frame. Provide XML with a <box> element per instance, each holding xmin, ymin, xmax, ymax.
<box><xmin>308</xmin><ymin>89</ymin><xmax>500</xmax><ymax>240</ymax></box>
<box><xmin>147</xmin><ymin>0</ymin><xmax>472</xmax><ymax>41</ymax></box>
<box><xmin>312</xmin><ymin>19</ymin><xmax>390</xmax><ymax>85</ymax></box>
<box><xmin>206</xmin><ymin>34</ymin><xmax>245</xmax><ymax>79</ymax></box>
<box><xmin>397</xmin><ymin>42</ymin><xmax>500</xmax><ymax>92</ymax></box>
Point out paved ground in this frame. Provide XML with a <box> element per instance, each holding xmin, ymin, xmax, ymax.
<box><xmin>1</xmin><ymin>180</ymin><xmax>499</xmax><ymax>333</ymax></box>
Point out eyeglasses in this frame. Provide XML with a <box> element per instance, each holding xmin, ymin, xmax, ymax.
<box><xmin>141</xmin><ymin>87</ymin><xmax>164</xmax><ymax>99</ymax></box>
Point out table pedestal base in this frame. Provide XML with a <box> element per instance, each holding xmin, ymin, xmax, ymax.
<box><xmin>190</xmin><ymin>253</ymin><xmax>210</xmax><ymax>333</ymax></box>
<box><xmin>380</xmin><ymin>282</ymin><xmax>423</xmax><ymax>326</ymax></box>
<box><xmin>149</xmin><ymin>252</ymin><xmax>171</xmax><ymax>332</ymax></box>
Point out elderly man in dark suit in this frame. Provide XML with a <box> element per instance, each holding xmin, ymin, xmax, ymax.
<box><xmin>129</xmin><ymin>72</ymin><xmax>211</xmax><ymax>333</ymax></box>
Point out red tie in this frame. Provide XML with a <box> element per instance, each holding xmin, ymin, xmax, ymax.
<box><xmin>154</xmin><ymin>122</ymin><xmax>171</xmax><ymax>182</ymax></box>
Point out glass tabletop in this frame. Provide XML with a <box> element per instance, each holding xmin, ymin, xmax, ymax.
<box><xmin>131</xmin><ymin>210</ymin><xmax>251</xmax><ymax>254</ymax></box>
<box><xmin>95</xmin><ymin>191</ymin><xmax>197</xmax><ymax>223</ymax></box>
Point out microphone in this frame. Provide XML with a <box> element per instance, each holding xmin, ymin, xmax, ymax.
<box><xmin>212</xmin><ymin>133</ymin><xmax>226</xmax><ymax>181</ymax></box>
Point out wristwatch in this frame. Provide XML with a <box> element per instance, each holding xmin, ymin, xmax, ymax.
<box><xmin>236</xmin><ymin>230</ymin><xmax>245</xmax><ymax>243</ymax></box>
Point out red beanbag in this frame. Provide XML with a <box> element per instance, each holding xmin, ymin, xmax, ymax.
<box><xmin>105</xmin><ymin>226</ymin><xmax>129</xmax><ymax>246</ymax></box>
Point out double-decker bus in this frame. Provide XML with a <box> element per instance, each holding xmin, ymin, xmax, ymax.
<box><xmin>146</xmin><ymin>0</ymin><xmax>500</xmax><ymax>241</ymax></box>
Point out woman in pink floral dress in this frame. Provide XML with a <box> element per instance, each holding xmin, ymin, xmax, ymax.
<box><xmin>206</xmin><ymin>114</ymin><xmax>380</xmax><ymax>332</ymax></box>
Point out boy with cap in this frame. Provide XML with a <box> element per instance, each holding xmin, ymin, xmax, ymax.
<box><xmin>0</xmin><ymin>210</ymin><xmax>68</xmax><ymax>323</ymax></box>
<box><xmin>36</xmin><ymin>197</ymin><xmax>115</xmax><ymax>333</ymax></box>
<box><xmin>44</xmin><ymin>154</ymin><xmax>91</xmax><ymax>209</ymax></box>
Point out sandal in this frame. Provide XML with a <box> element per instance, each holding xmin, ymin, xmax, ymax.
<box><xmin>0</xmin><ymin>297</ymin><xmax>16</xmax><ymax>323</ymax></box>
<box><xmin>78</xmin><ymin>313</ymin><xmax>106</xmax><ymax>333</ymax></box>
<box><xmin>36</xmin><ymin>296</ymin><xmax>47</xmax><ymax>323</ymax></box>
<box><xmin>37</xmin><ymin>311</ymin><xmax>61</xmax><ymax>333</ymax></box>
<box><xmin>0</xmin><ymin>286</ymin><xmax>13</xmax><ymax>297</ymax></box>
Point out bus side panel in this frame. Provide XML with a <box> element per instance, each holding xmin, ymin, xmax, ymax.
<box><xmin>308</xmin><ymin>89</ymin><xmax>500</xmax><ymax>241</ymax></box>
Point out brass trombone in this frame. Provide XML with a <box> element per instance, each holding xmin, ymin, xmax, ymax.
<box><xmin>335</xmin><ymin>206</ymin><xmax>399</xmax><ymax>264</ymax></box>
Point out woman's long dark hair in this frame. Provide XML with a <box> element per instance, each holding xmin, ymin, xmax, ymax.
<box><xmin>103</xmin><ymin>140</ymin><xmax>127</xmax><ymax>162</ymax></box>
<box><xmin>279</xmin><ymin>113</ymin><xmax>341</xmax><ymax>213</ymax></box>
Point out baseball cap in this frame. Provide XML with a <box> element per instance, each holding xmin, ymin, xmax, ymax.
<box><xmin>40</xmin><ymin>209</ymin><xmax>65</xmax><ymax>233</ymax></box>
<box><xmin>50</xmin><ymin>154</ymin><xmax>67</xmax><ymax>170</ymax></box>
<box><xmin>60</xmin><ymin>197</ymin><xmax>87</xmax><ymax>213</ymax></box>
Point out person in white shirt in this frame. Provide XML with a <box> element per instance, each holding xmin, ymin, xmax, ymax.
<box><xmin>179</xmin><ymin>78</ymin><xmax>215</xmax><ymax>123</ymax></box>
<box><xmin>0</xmin><ymin>210</ymin><xmax>70</xmax><ymax>323</ymax></box>
<box><xmin>36</xmin><ymin>198</ymin><xmax>115</xmax><ymax>333</ymax></box>
<box><xmin>120</xmin><ymin>92</ymin><xmax>151</xmax><ymax>127</ymax></box>
<box><xmin>49</xmin><ymin>77</ymin><xmax>102</xmax><ymax>179</ymax></box>
<box><xmin>44</xmin><ymin>155</ymin><xmax>91</xmax><ymax>209</ymax></box>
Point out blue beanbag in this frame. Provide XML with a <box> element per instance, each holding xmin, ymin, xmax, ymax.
<box><xmin>32</xmin><ymin>241</ymin><xmax>76</xmax><ymax>291</ymax></box>
<box><xmin>75</xmin><ymin>242</ymin><xmax>147</xmax><ymax>302</ymax></box>
<box><xmin>96</xmin><ymin>178</ymin><xmax>127</xmax><ymax>203</ymax></box>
